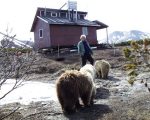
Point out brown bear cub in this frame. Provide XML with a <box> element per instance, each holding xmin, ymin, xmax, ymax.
<box><xmin>56</xmin><ymin>70</ymin><xmax>95</xmax><ymax>114</ymax></box>
<box><xmin>94</xmin><ymin>60</ymin><xmax>111</xmax><ymax>79</ymax></box>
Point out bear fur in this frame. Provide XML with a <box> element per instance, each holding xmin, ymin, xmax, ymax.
<box><xmin>79</xmin><ymin>64</ymin><xmax>97</xmax><ymax>105</ymax></box>
<box><xmin>56</xmin><ymin>69</ymin><xmax>95</xmax><ymax>114</ymax></box>
<box><xmin>94</xmin><ymin>60</ymin><xmax>111</xmax><ymax>79</ymax></box>
<box><xmin>79</xmin><ymin>64</ymin><xmax>96</xmax><ymax>81</ymax></box>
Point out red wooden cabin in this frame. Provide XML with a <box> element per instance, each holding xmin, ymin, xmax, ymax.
<box><xmin>31</xmin><ymin>7</ymin><xmax>108</xmax><ymax>50</ymax></box>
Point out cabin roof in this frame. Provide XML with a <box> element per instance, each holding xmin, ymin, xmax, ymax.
<box><xmin>31</xmin><ymin>16</ymin><xmax>108</xmax><ymax>31</ymax></box>
<box><xmin>37</xmin><ymin>7</ymin><xmax>88</xmax><ymax>14</ymax></box>
<box><xmin>31</xmin><ymin>7</ymin><xmax>108</xmax><ymax>32</ymax></box>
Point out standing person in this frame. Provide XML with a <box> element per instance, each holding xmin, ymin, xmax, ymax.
<box><xmin>77</xmin><ymin>34</ymin><xmax>94</xmax><ymax>66</ymax></box>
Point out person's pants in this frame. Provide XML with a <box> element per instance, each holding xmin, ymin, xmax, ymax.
<box><xmin>81</xmin><ymin>54</ymin><xmax>94</xmax><ymax>66</ymax></box>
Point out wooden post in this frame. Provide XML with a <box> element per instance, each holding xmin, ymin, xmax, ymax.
<box><xmin>57</xmin><ymin>44</ymin><xmax>60</xmax><ymax>58</ymax></box>
<box><xmin>106</xmin><ymin>28</ymin><xmax>109</xmax><ymax>44</ymax></box>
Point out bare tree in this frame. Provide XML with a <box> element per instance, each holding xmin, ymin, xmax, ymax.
<box><xmin>0</xmin><ymin>32</ymin><xmax>36</xmax><ymax>99</ymax></box>
<box><xmin>0</xmin><ymin>31</ymin><xmax>36</xmax><ymax>119</ymax></box>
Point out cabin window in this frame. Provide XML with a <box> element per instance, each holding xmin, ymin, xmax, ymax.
<box><xmin>40</xmin><ymin>10</ymin><xmax>45</xmax><ymax>16</ymax></box>
<box><xmin>79</xmin><ymin>14</ymin><xmax>84</xmax><ymax>19</ymax></box>
<box><xmin>46</xmin><ymin>11</ymin><xmax>51</xmax><ymax>17</ymax></box>
<box><xmin>51</xmin><ymin>12</ymin><xmax>57</xmax><ymax>17</ymax></box>
<box><xmin>82</xmin><ymin>27</ymin><xmax>88</xmax><ymax>35</ymax></box>
<box><xmin>39</xmin><ymin>29</ymin><xmax>43</xmax><ymax>38</ymax></box>
<box><xmin>60</xmin><ymin>12</ymin><xmax>67</xmax><ymax>18</ymax></box>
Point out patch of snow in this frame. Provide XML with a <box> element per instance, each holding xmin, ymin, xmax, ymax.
<box><xmin>0</xmin><ymin>79</ymin><xmax>58</xmax><ymax>105</ymax></box>
<box><xmin>130</xmin><ymin>81</ymin><xmax>149</xmax><ymax>93</ymax></box>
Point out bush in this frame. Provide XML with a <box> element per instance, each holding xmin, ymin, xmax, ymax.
<box><xmin>122</xmin><ymin>38</ymin><xmax>150</xmax><ymax>85</ymax></box>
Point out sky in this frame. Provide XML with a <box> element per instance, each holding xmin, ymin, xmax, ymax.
<box><xmin>0</xmin><ymin>0</ymin><xmax>150</xmax><ymax>41</ymax></box>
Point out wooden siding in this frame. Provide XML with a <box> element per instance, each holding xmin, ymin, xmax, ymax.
<box><xmin>87</xmin><ymin>27</ymin><xmax>98</xmax><ymax>44</ymax></box>
<box><xmin>49</xmin><ymin>25</ymin><xmax>98</xmax><ymax>47</ymax></box>
<box><xmin>34</xmin><ymin>18</ymin><xmax>50</xmax><ymax>50</ymax></box>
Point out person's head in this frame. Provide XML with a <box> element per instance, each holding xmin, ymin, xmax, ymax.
<box><xmin>80</xmin><ymin>35</ymin><xmax>86</xmax><ymax>41</ymax></box>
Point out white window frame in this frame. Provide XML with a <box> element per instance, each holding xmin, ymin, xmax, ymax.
<box><xmin>82</xmin><ymin>27</ymin><xmax>88</xmax><ymax>35</ymax></box>
<box><xmin>40</xmin><ymin>10</ymin><xmax>45</xmax><ymax>16</ymax></box>
<box><xmin>39</xmin><ymin>29</ymin><xmax>43</xmax><ymax>38</ymax></box>
<box><xmin>51</xmin><ymin>12</ymin><xmax>57</xmax><ymax>17</ymax></box>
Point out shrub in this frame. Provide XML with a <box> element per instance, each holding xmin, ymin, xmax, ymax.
<box><xmin>122</xmin><ymin>39</ymin><xmax>150</xmax><ymax>86</ymax></box>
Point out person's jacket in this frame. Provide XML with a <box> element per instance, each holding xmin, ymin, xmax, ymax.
<box><xmin>77</xmin><ymin>40</ymin><xmax>93</xmax><ymax>56</ymax></box>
